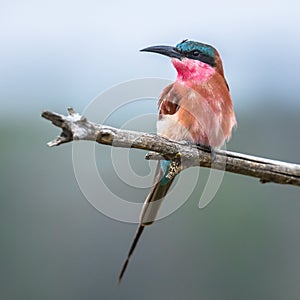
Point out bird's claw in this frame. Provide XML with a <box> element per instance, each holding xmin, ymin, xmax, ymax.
<box><xmin>196</xmin><ymin>143</ymin><xmax>216</xmax><ymax>162</ymax></box>
<box><xmin>210</xmin><ymin>149</ymin><xmax>216</xmax><ymax>162</ymax></box>
<box><xmin>178</xmin><ymin>140</ymin><xmax>193</xmax><ymax>147</ymax></box>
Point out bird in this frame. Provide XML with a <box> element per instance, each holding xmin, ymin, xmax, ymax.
<box><xmin>118</xmin><ymin>39</ymin><xmax>237</xmax><ymax>283</ymax></box>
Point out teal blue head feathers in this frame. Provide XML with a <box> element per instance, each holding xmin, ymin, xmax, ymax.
<box><xmin>140</xmin><ymin>39</ymin><xmax>217</xmax><ymax>67</ymax></box>
<box><xmin>175</xmin><ymin>39</ymin><xmax>217</xmax><ymax>67</ymax></box>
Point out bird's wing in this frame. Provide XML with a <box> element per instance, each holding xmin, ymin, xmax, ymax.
<box><xmin>158</xmin><ymin>76</ymin><xmax>236</xmax><ymax>147</ymax></box>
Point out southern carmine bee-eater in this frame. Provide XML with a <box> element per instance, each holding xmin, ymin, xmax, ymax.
<box><xmin>118</xmin><ymin>39</ymin><xmax>237</xmax><ymax>283</ymax></box>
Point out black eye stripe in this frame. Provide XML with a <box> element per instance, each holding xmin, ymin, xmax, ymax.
<box><xmin>176</xmin><ymin>48</ymin><xmax>216</xmax><ymax>67</ymax></box>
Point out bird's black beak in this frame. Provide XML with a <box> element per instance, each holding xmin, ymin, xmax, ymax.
<box><xmin>140</xmin><ymin>45</ymin><xmax>182</xmax><ymax>59</ymax></box>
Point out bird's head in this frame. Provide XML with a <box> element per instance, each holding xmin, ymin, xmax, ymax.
<box><xmin>141</xmin><ymin>39</ymin><xmax>225</xmax><ymax>81</ymax></box>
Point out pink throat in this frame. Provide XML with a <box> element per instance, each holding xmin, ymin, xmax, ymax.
<box><xmin>171</xmin><ymin>58</ymin><xmax>215</xmax><ymax>82</ymax></box>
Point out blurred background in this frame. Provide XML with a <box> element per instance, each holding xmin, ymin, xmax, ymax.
<box><xmin>1</xmin><ymin>0</ymin><xmax>300</xmax><ymax>299</ymax></box>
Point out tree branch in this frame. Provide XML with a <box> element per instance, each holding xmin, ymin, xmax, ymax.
<box><xmin>41</xmin><ymin>108</ymin><xmax>300</xmax><ymax>187</ymax></box>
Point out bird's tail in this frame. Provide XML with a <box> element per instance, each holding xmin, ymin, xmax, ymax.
<box><xmin>118</xmin><ymin>161</ymin><xmax>174</xmax><ymax>283</ymax></box>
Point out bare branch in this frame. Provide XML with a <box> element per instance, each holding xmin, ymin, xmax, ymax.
<box><xmin>41</xmin><ymin>108</ymin><xmax>300</xmax><ymax>187</ymax></box>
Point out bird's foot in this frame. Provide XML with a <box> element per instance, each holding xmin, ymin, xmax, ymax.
<box><xmin>179</xmin><ymin>141</ymin><xmax>216</xmax><ymax>161</ymax></box>
<box><xmin>210</xmin><ymin>149</ymin><xmax>216</xmax><ymax>162</ymax></box>
<box><xmin>196</xmin><ymin>143</ymin><xmax>216</xmax><ymax>162</ymax></box>
<box><xmin>178</xmin><ymin>140</ymin><xmax>193</xmax><ymax>147</ymax></box>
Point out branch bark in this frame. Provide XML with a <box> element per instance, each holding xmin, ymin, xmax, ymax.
<box><xmin>41</xmin><ymin>108</ymin><xmax>300</xmax><ymax>187</ymax></box>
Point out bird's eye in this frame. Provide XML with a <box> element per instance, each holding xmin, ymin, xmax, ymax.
<box><xmin>192</xmin><ymin>50</ymin><xmax>200</xmax><ymax>56</ymax></box>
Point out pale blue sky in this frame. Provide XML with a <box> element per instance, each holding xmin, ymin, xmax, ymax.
<box><xmin>1</xmin><ymin>0</ymin><xmax>300</xmax><ymax>117</ymax></box>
